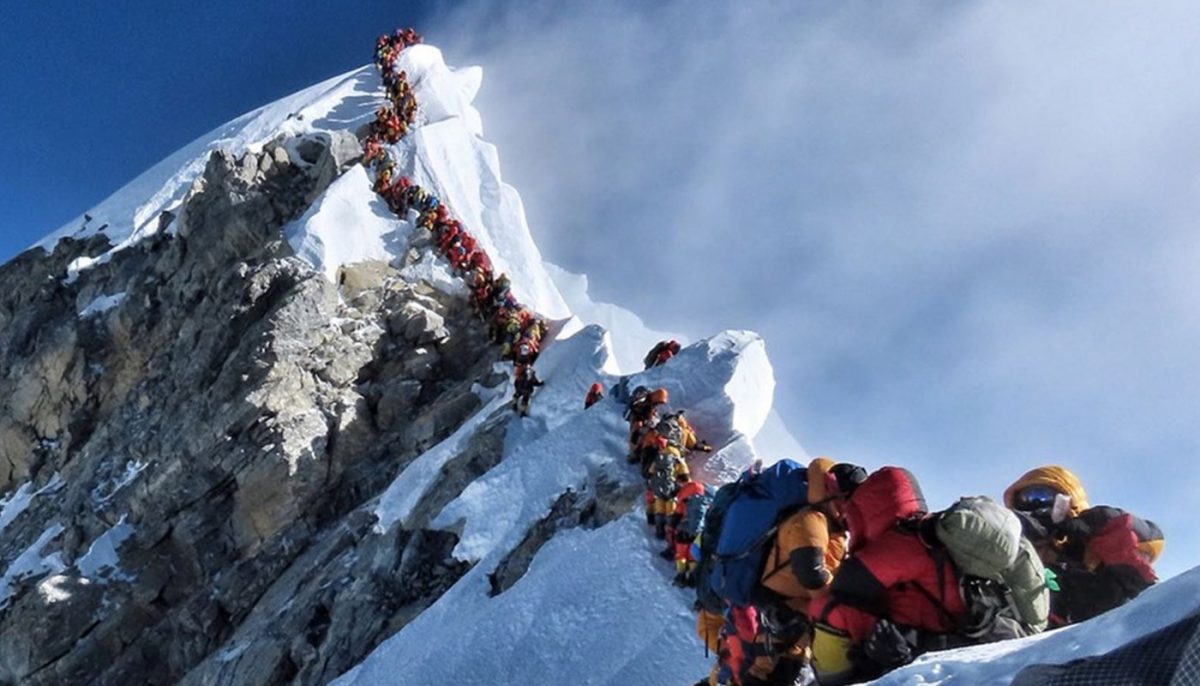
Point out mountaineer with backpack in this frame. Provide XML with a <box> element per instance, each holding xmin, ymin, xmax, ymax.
<box><xmin>810</xmin><ymin>467</ymin><xmax>1049</xmax><ymax>686</ymax></box>
<box><xmin>648</xmin><ymin>442</ymin><xmax>689</xmax><ymax>540</ymax></box>
<box><xmin>672</xmin><ymin>472</ymin><xmax>715</xmax><ymax>587</ymax></box>
<box><xmin>625</xmin><ymin>387</ymin><xmax>669</xmax><ymax>462</ymax></box>
<box><xmin>734</xmin><ymin>459</ymin><xmax>868</xmax><ymax>685</ymax></box>
<box><xmin>643</xmin><ymin>339</ymin><xmax>682</xmax><ymax>370</ymax></box>
<box><xmin>638</xmin><ymin>410</ymin><xmax>715</xmax><ymax>545</ymax></box>
<box><xmin>667</xmin><ymin>412</ymin><xmax>710</xmax><ymax>455</ymax></box>
<box><xmin>637</xmin><ymin>410</ymin><xmax>713</xmax><ymax>476</ymax></box>
<box><xmin>584</xmin><ymin>383</ymin><xmax>604</xmax><ymax>409</ymax></box>
<box><xmin>682</xmin><ymin>459</ymin><xmax>812</xmax><ymax>685</ymax></box>
<box><xmin>691</xmin><ymin>458</ymin><xmax>866</xmax><ymax>686</ymax></box>
<box><xmin>512</xmin><ymin>364</ymin><xmax>543</xmax><ymax>417</ymax></box>
<box><xmin>1004</xmin><ymin>465</ymin><xmax>1164</xmax><ymax>627</ymax></box>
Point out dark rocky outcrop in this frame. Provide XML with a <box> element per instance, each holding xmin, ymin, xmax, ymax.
<box><xmin>0</xmin><ymin>134</ymin><xmax>512</xmax><ymax>686</ymax></box>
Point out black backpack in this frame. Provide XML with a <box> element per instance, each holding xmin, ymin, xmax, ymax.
<box><xmin>623</xmin><ymin>386</ymin><xmax>650</xmax><ymax>421</ymax></box>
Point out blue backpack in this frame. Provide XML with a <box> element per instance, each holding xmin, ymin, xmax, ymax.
<box><xmin>709</xmin><ymin>459</ymin><xmax>809</xmax><ymax>607</ymax></box>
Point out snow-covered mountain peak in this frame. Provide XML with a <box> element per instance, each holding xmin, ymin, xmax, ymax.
<box><xmin>5</xmin><ymin>32</ymin><xmax>1190</xmax><ymax>686</ymax></box>
<box><xmin>0</xmin><ymin>34</ymin><xmax>793</xmax><ymax>685</ymax></box>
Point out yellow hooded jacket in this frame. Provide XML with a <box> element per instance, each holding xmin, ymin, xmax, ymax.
<box><xmin>1003</xmin><ymin>465</ymin><xmax>1090</xmax><ymax>516</ymax></box>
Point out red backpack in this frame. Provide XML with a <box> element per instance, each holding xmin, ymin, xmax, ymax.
<box><xmin>844</xmin><ymin>467</ymin><xmax>927</xmax><ymax>552</ymax></box>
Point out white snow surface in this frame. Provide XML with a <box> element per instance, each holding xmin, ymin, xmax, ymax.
<box><xmin>78</xmin><ymin>292</ymin><xmax>126</xmax><ymax>318</ymax></box>
<box><xmin>279</xmin><ymin>45</ymin><xmax>570</xmax><ymax>322</ymax></box>
<box><xmin>547</xmin><ymin>263</ymin><xmax>807</xmax><ymax>464</ymax></box>
<box><xmin>373</xmin><ymin>386</ymin><xmax>509</xmax><ymax>533</ymax></box>
<box><xmin>545</xmin><ymin>263</ymin><xmax>677</xmax><ymax>375</ymax></box>
<box><xmin>398</xmin><ymin>248</ymin><xmax>470</xmax><ymax>299</ymax></box>
<box><xmin>76</xmin><ymin>516</ymin><xmax>134</xmax><ymax>581</ymax></box>
<box><xmin>0</xmin><ymin>475</ymin><xmax>63</xmax><ymax>535</ymax></box>
<box><xmin>384</xmin><ymin>46</ymin><xmax>569</xmax><ymax>320</ymax></box>
<box><xmin>0</xmin><ymin>524</ymin><xmax>66</xmax><ymax>609</ymax></box>
<box><xmin>0</xmin><ymin>484</ymin><xmax>37</xmax><ymax>536</ymax></box>
<box><xmin>285</xmin><ymin>166</ymin><xmax>411</xmax><ymax>282</ymax></box>
<box><xmin>342</xmin><ymin>325</ymin><xmax>772</xmax><ymax>685</ymax></box>
<box><xmin>333</xmin><ymin>514</ymin><xmax>708</xmax><ymax>686</ymax></box>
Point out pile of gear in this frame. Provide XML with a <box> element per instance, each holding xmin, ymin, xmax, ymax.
<box><xmin>361</xmin><ymin>28</ymin><xmax>550</xmax><ymax>416</ymax></box>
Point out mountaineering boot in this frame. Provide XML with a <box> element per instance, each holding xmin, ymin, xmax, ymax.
<box><xmin>659</xmin><ymin>547</ymin><xmax>675</xmax><ymax>561</ymax></box>
<box><xmin>654</xmin><ymin>514</ymin><xmax>667</xmax><ymax>540</ymax></box>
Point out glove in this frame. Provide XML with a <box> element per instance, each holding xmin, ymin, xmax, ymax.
<box><xmin>862</xmin><ymin>619</ymin><xmax>916</xmax><ymax>669</ymax></box>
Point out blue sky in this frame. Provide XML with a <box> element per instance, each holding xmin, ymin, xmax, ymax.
<box><xmin>0</xmin><ymin>0</ymin><xmax>448</xmax><ymax>256</ymax></box>
<box><xmin>3</xmin><ymin>2</ymin><xmax>1197</xmax><ymax>578</ymax></box>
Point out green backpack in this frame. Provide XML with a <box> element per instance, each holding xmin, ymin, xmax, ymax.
<box><xmin>935</xmin><ymin>496</ymin><xmax>1049</xmax><ymax>634</ymax></box>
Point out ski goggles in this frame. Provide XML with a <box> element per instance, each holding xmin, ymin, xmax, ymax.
<box><xmin>1012</xmin><ymin>484</ymin><xmax>1060</xmax><ymax>512</ymax></box>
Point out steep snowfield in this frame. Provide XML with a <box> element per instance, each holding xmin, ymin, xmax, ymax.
<box><xmin>283</xmin><ymin>45</ymin><xmax>569</xmax><ymax>319</ymax></box>
<box><xmin>334</xmin><ymin>514</ymin><xmax>706</xmax><ymax>686</ymax></box>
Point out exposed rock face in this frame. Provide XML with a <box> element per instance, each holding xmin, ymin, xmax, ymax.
<box><xmin>0</xmin><ymin>135</ymin><xmax>520</xmax><ymax>685</ymax></box>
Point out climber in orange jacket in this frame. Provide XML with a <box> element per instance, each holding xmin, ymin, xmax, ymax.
<box><xmin>762</xmin><ymin>459</ymin><xmax>866</xmax><ymax>611</ymax></box>
<box><xmin>669</xmin><ymin>471</ymin><xmax>707</xmax><ymax>585</ymax></box>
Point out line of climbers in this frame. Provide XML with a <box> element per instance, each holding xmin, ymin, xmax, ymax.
<box><xmin>362</xmin><ymin>30</ymin><xmax>1165</xmax><ymax>683</ymax></box>
<box><xmin>585</xmin><ymin>346</ymin><xmax>1166</xmax><ymax>686</ymax></box>
<box><xmin>361</xmin><ymin>28</ymin><xmax>549</xmax><ymax>416</ymax></box>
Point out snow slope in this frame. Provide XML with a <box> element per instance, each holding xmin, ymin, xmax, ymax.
<box><xmin>342</xmin><ymin>325</ymin><xmax>777</xmax><ymax>686</ymax></box>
